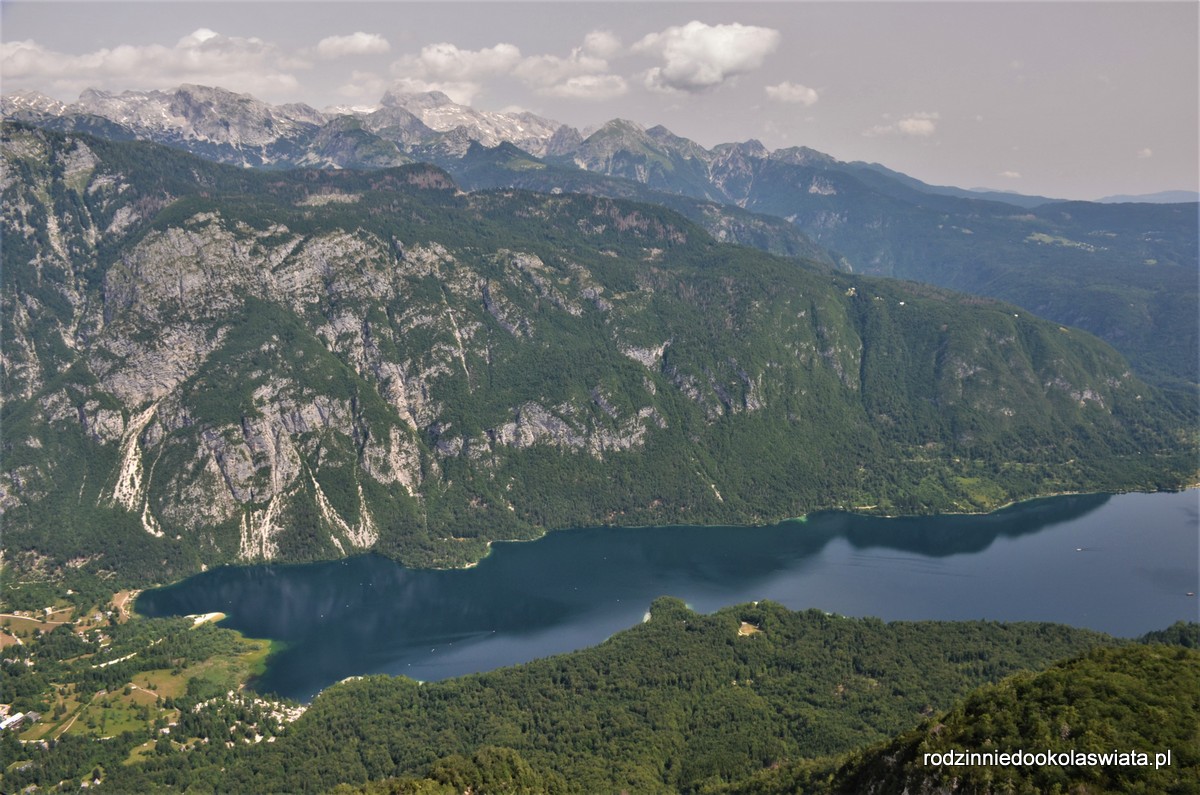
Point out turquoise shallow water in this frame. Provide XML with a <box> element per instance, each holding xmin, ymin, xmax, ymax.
<box><xmin>137</xmin><ymin>490</ymin><xmax>1199</xmax><ymax>702</ymax></box>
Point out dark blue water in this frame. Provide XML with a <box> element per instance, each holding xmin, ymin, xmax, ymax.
<box><xmin>137</xmin><ymin>490</ymin><xmax>1199</xmax><ymax>702</ymax></box>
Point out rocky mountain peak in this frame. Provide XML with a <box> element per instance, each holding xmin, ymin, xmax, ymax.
<box><xmin>717</xmin><ymin>139</ymin><xmax>769</xmax><ymax>160</ymax></box>
<box><xmin>0</xmin><ymin>90</ymin><xmax>67</xmax><ymax>117</ymax></box>
<box><xmin>380</xmin><ymin>88</ymin><xmax>455</xmax><ymax>110</ymax></box>
<box><xmin>75</xmin><ymin>87</ymin><xmax>120</xmax><ymax>103</ymax></box>
<box><xmin>545</xmin><ymin>124</ymin><xmax>584</xmax><ymax>157</ymax></box>
<box><xmin>375</xmin><ymin>90</ymin><xmax>564</xmax><ymax>156</ymax></box>
<box><xmin>279</xmin><ymin>102</ymin><xmax>329</xmax><ymax>127</ymax></box>
<box><xmin>361</xmin><ymin>104</ymin><xmax>437</xmax><ymax>145</ymax></box>
<box><xmin>592</xmin><ymin>118</ymin><xmax>647</xmax><ymax>138</ymax></box>
<box><xmin>174</xmin><ymin>83</ymin><xmax>247</xmax><ymax>102</ymax></box>
<box><xmin>769</xmin><ymin>146</ymin><xmax>837</xmax><ymax>166</ymax></box>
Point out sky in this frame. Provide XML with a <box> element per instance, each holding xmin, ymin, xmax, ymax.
<box><xmin>2</xmin><ymin>1</ymin><xmax>1197</xmax><ymax>200</ymax></box>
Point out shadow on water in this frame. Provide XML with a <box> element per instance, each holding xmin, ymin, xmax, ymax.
<box><xmin>825</xmin><ymin>493</ymin><xmax>1112</xmax><ymax>557</ymax></box>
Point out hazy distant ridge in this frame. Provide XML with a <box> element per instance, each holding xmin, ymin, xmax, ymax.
<box><xmin>1096</xmin><ymin>190</ymin><xmax>1200</xmax><ymax>204</ymax></box>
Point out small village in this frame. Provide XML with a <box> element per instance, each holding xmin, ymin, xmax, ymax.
<box><xmin>1</xmin><ymin>584</ymin><xmax>301</xmax><ymax>787</ymax></box>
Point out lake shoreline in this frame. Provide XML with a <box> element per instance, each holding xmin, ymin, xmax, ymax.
<box><xmin>134</xmin><ymin>485</ymin><xmax>1198</xmax><ymax>586</ymax></box>
<box><xmin>441</xmin><ymin>484</ymin><xmax>1198</xmax><ymax>572</ymax></box>
<box><xmin>136</xmin><ymin>489</ymin><xmax>1199</xmax><ymax>702</ymax></box>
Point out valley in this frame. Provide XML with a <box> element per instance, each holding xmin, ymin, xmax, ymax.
<box><xmin>2</xmin><ymin>53</ymin><xmax>1197</xmax><ymax>793</ymax></box>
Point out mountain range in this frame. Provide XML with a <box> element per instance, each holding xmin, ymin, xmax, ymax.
<box><xmin>2</xmin><ymin>122</ymin><xmax>1194</xmax><ymax>583</ymax></box>
<box><xmin>6</xmin><ymin>84</ymin><xmax>1196</xmax><ymax>389</ymax></box>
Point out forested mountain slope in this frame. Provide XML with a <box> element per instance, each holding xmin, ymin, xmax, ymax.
<box><xmin>4</xmin><ymin>593</ymin><xmax>1192</xmax><ymax>794</ymax></box>
<box><xmin>94</xmin><ymin>600</ymin><xmax>1126</xmax><ymax>793</ymax></box>
<box><xmin>828</xmin><ymin>641</ymin><xmax>1200</xmax><ymax>794</ymax></box>
<box><xmin>2</xmin><ymin>125</ymin><xmax>1194</xmax><ymax>585</ymax></box>
<box><xmin>57</xmin><ymin>602</ymin><xmax>1193</xmax><ymax>794</ymax></box>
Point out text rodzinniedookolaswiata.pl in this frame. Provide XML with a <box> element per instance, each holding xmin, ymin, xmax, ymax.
<box><xmin>925</xmin><ymin>749</ymin><xmax>1173</xmax><ymax>770</ymax></box>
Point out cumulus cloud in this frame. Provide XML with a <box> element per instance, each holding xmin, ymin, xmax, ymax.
<box><xmin>394</xmin><ymin>41</ymin><xmax>521</xmax><ymax>82</ymax></box>
<box><xmin>515</xmin><ymin>51</ymin><xmax>608</xmax><ymax>87</ymax></box>
<box><xmin>183</xmin><ymin>28</ymin><xmax>219</xmax><ymax>46</ymax></box>
<box><xmin>317</xmin><ymin>32</ymin><xmax>390</xmax><ymax>59</ymax></box>
<box><xmin>388</xmin><ymin>33</ymin><xmax>626</xmax><ymax>103</ymax></box>
<box><xmin>542</xmin><ymin>74</ymin><xmax>628</xmax><ymax>100</ymax></box>
<box><xmin>634</xmin><ymin>21</ymin><xmax>780</xmax><ymax>93</ymax></box>
<box><xmin>337</xmin><ymin>69</ymin><xmax>390</xmax><ymax>101</ymax></box>
<box><xmin>513</xmin><ymin>34</ymin><xmax>627</xmax><ymax>100</ymax></box>
<box><xmin>582</xmin><ymin>30</ymin><xmax>622</xmax><ymax>59</ymax></box>
<box><xmin>0</xmin><ymin>29</ymin><xmax>305</xmax><ymax>100</ymax></box>
<box><xmin>865</xmin><ymin>111</ymin><xmax>940</xmax><ymax>137</ymax></box>
<box><xmin>388</xmin><ymin>41</ymin><xmax>522</xmax><ymax>104</ymax></box>
<box><xmin>1136</xmin><ymin>147</ymin><xmax>1153</xmax><ymax>159</ymax></box>
<box><xmin>897</xmin><ymin>116</ymin><xmax>937</xmax><ymax>136</ymax></box>
<box><xmin>765</xmin><ymin>81</ymin><xmax>818</xmax><ymax>106</ymax></box>
<box><xmin>999</xmin><ymin>170</ymin><xmax>1022</xmax><ymax>179</ymax></box>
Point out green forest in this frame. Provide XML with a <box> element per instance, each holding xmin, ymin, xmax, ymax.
<box><xmin>3</xmin><ymin>598</ymin><xmax>1194</xmax><ymax>794</ymax></box>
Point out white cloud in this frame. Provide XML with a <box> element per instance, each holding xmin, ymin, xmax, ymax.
<box><xmin>394</xmin><ymin>42</ymin><xmax>521</xmax><ymax>83</ymax></box>
<box><xmin>515</xmin><ymin>51</ymin><xmax>609</xmax><ymax>88</ymax></box>
<box><xmin>765</xmin><ymin>81</ymin><xmax>818</xmax><ymax>106</ymax></box>
<box><xmin>897</xmin><ymin>116</ymin><xmax>936</xmax><ymax>136</ymax></box>
<box><xmin>865</xmin><ymin>111</ymin><xmax>939</xmax><ymax>137</ymax></box>
<box><xmin>1</xmin><ymin>29</ymin><xmax>305</xmax><ymax>100</ymax></box>
<box><xmin>582</xmin><ymin>30</ymin><xmax>622</xmax><ymax>59</ymax></box>
<box><xmin>317</xmin><ymin>32</ymin><xmax>390</xmax><ymax>59</ymax></box>
<box><xmin>1137</xmin><ymin>147</ymin><xmax>1153</xmax><ymax>159</ymax></box>
<box><xmin>386</xmin><ymin>76</ymin><xmax>484</xmax><ymax>106</ymax></box>
<box><xmin>184</xmin><ymin>29</ymin><xmax>219</xmax><ymax>46</ymax></box>
<box><xmin>634</xmin><ymin>21</ymin><xmax>780</xmax><ymax>93</ymax></box>
<box><xmin>543</xmin><ymin>74</ymin><xmax>628</xmax><ymax>100</ymax></box>
<box><xmin>337</xmin><ymin>69</ymin><xmax>389</xmax><ymax>101</ymax></box>
<box><xmin>384</xmin><ymin>32</ymin><xmax>627</xmax><ymax>105</ymax></box>
<box><xmin>388</xmin><ymin>42</ymin><xmax>522</xmax><ymax>105</ymax></box>
<box><xmin>1000</xmin><ymin>170</ymin><xmax>1022</xmax><ymax>179</ymax></box>
<box><xmin>513</xmin><ymin>37</ymin><xmax>627</xmax><ymax>100</ymax></box>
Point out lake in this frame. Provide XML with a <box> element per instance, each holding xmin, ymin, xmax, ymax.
<box><xmin>136</xmin><ymin>490</ymin><xmax>1199</xmax><ymax>702</ymax></box>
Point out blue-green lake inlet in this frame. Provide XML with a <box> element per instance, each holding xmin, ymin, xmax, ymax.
<box><xmin>136</xmin><ymin>490</ymin><xmax>1199</xmax><ymax>702</ymax></box>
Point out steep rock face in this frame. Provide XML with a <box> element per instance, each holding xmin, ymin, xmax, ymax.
<box><xmin>1</xmin><ymin>127</ymin><xmax>1194</xmax><ymax>582</ymax></box>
